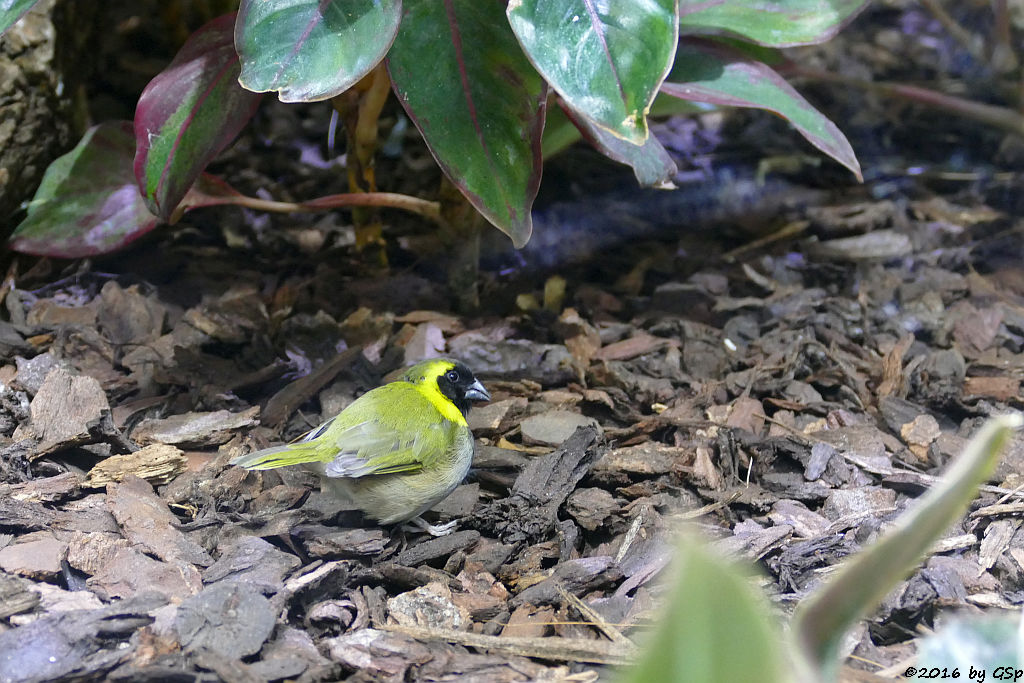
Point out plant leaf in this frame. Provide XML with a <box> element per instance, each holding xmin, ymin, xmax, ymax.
<box><xmin>0</xmin><ymin>0</ymin><xmax>41</xmax><ymax>35</ymax></box>
<box><xmin>9</xmin><ymin>122</ymin><xmax>161</xmax><ymax>258</ymax></box>
<box><xmin>388</xmin><ymin>0</ymin><xmax>546</xmax><ymax>248</ymax></box>
<box><xmin>678</xmin><ymin>0</ymin><xmax>870</xmax><ymax>47</ymax></box>
<box><xmin>621</xmin><ymin>533</ymin><xmax>790</xmax><ymax>683</ymax></box>
<box><xmin>236</xmin><ymin>0</ymin><xmax>401</xmax><ymax>102</ymax></box>
<box><xmin>918</xmin><ymin>615</ymin><xmax>1023</xmax><ymax>674</ymax></box>
<box><xmin>563</xmin><ymin>104</ymin><xmax>677</xmax><ymax>187</ymax></box>
<box><xmin>791</xmin><ymin>414</ymin><xmax>1023</xmax><ymax>682</ymax></box>
<box><xmin>134</xmin><ymin>13</ymin><xmax>263</xmax><ymax>221</ymax></box>
<box><xmin>508</xmin><ymin>0</ymin><xmax>677</xmax><ymax>145</ymax></box>
<box><xmin>661</xmin><ymin>39</ymin><xmax>861</xmax><ymax>180</ymax></box>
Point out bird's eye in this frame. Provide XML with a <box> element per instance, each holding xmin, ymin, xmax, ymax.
<box><xmin>446</xmin><ymin>369</ymin><xmax>460</xmax><ymax>383</ymax></box>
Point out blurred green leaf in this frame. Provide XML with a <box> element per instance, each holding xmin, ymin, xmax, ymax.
<box><xmin>236</xmin><ymin>0</ymin><xmax>401</xmax><ymax>102</ymax></box>
<box><xmin>661</xmin><ymin>39</ymin><xmax>861</xmax><ymax>180</ymax></box>
<box><xmin>621</xmin><ymin>533</ymin><xmax>790</xmax><ymax>683</ymax></box>
<box><xmin>508</xmin><ymin>0</ymin><xmax>678</xmax><ymax>145</ymax></box>
<box><xmin>135</xmin><ymin>14</ymin><xmax>263</xmax><ymax>220</ymax></box>
<box><xmin>678</xmin><ymin>0</ymin><xmax>870</xmax><ymax>47</ymax></box>
<box><xmin>9</xmin><ymin>122</ymin><xmax>160</xmax><ymax>258</ymax></box>
<box><xmin>792</xmin><ymin>413</ymin><xmax>1023</xmax><ymax>682</ymax></box>
<box><xmin>918</xmin><ymin>614</ymin><xmax>1023</xmax><ymax>674</ymax></box>
<box><xmin>388</xmin><ymin>0</ymin><xmax>546</xmax><ymax>248</ymax></box>
<box><xmin>0</xmin><ymin>0</ymin><xmax>41</xmax><ymax>35</ymax></box>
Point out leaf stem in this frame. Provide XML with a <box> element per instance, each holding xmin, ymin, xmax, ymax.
<box><xmin>202</xmin><ymin>191</ymin><xmax>442</xmax><ymax>224</ymax></box>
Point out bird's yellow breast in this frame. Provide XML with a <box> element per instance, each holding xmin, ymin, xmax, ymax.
<box><xmin>412</xmin><ymin>378</ymin><xmax>467</xmax><ymax>426</ymax></box>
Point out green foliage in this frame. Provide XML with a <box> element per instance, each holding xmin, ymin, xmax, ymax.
<box><xmin>620</xmin><ymin>535</ymin><xmax>790</xmax><ymax>683</ymax></box>
<box><xmin>624</xmin><ymin>414</ymin><xmax>1022</xmax><ymax>683</ymax></box>
<box><xmin>4</xmin><ymin>0</ymin><xmax>867</xmax><ymax>257</ymax></box>
<box><xmin>918</xmin><ymin>613</ymin><xmax>1023</xmax><ymax>677</ymax></box>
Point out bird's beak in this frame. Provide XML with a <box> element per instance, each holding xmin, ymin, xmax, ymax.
<box><xmin>464</xmin><ymin>379</ymin><xmax>491</xmax><ymax>402</ymax></box>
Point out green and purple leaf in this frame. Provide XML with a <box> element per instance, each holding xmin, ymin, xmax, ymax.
<box><xmin>508</xmin><ymin>0</ymin><xmax>678</xmax><ymax>145</ymax></box>
<box><xmin>793</xmin><ymin>414</ymin><xmax>1022</xmax><ymax>680</ymax></box>
<box><xmin>0</xmin><ymin>0</ymin><xmax>41</xmax><ymax>36</ymax></box>
<box><xmin>9</xmin><ymin>122</ymin><xmax>161</xmax><ymax>258</ymax></box>
<box><xmin>622</xmin><ymin>533</ymin><xmax>789</xmax><ymax>683</ymax></box>
<box><xmin>564</xmin><ymin>103</ymin><xmax>677</xmax><ymax>187</ymax></box>
<box><xmin>134</xmin><ymin>13</ymin><xmax>263</xmax><ymax>221</ymax></box>
<box><xmin>388</xmin><ymin>0</ymin><xmax>546</xmax><ymax>248</ymax></box>
<box><xmin>661</xmin><ymin>40</ymin><xmax>861</xmax><ymax>180</ymax></box>
<box><xmin>678</xmin><ymin>0</ymin><xmax>870</xmax><ymax>47</ymax></box>
<box><xmin>236</xmin><ymin>0</ymin><xmax>402</xmax><ymax>102</ymax></box>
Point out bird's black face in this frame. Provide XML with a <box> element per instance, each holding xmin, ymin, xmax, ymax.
<box><xmin>437</xmin><ymin>362</ymin><xmax>491</xmax><ymax>417</ymax></box>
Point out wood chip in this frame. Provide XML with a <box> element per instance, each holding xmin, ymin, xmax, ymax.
<box><xmin>84</xmin><ymin>443</ymin><xmax>187</xmax><ymax>487</ymax></box>
<box><xmin>963</xmin><ymin>375</ymin><xmax>1021</xmax><ymax>401</ymax></box>
<box><xmin>106</xmin><ymin>475</ymin><xmax>213</xmax><ymax>567</ymax></box>
<box><xmin>594</xmin><ymin>333</ymin><xmax>673</xmax><ymax>361</ymax></box>
<box><xmin>16</xmin><ymin>366</ymin><xmax>110</xmax><ymax>458</ymax></box>
<box><xmin>132</xmin><ymin>407</ymin><xmax>259</xmax><ymax>448</ymax></box>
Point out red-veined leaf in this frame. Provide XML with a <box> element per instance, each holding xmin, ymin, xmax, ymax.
<box><xmin>236</xmin><ymin>0</ymin><xmax>401</xmax><ymax>102</ymax></box>
<box><xmin>134</xmin><ymin>13</ymin><xmax>263</xmax><ymax>220</ymax></box>
<box><xmin>508</xmin><ymin>0</ymin><xmax>678</xmax><ymax>145</ymax></box>
<box><xmin>388</xmin><ymin>0</ymin><xmax>546</xmax><ymax>247</ymax></box>
<box><xmin>9</xmin><ymin>122</ymin><xmax>161</xmax><ymax>258</ymax></box>
<box><xmin>661</xmin><ymin>39</ymin><xmax>861</xmax><ymax>180</ymax></box>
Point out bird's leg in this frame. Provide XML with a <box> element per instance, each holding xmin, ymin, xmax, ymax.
<box><xmin>403</xmin><ymin>516</ymin><xmax>458</xmax><ymax>537</ymax></box>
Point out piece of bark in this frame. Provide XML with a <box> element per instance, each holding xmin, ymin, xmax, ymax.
<box><xmin>594</xmin><ymin>333</ymin><xmax>673</xmax><ymax>361</ymax></box>
<box><xmin>326</xmin><ymin>628</ymin><xmax>434</xmax><ymax>678</ymax></box>
<box><xmin>474</xmin><ymin>427</ymin><xmax>601</xmax><ymax>545</ymax></box>
<box><xmin>468</xmin><ymin>398</ymin><xmax>527</xmax><ymax>434</ymax></box>
<box><xmin>430</xmin><ymin>483</ymin><xmax>480</xmax><ymax>520</ymax></box>
<box><xmin>963</xmin><ymin>376</ymin><xmax>1021</xmax><ymax>401</ymax></box>
<box><xmin>402</xmin><ymin>322</ymin><xmax>446</xmax><ymax>365</ymax></box>
<box><xmin>0</xmin><ymin>494</ymin><xmax>119</xmax><ymax>535</ymax></box>
<box><xmin>107</xmin><ymin>475</ymin><xmax>213</xmax><ymax>567</ymax></box>
<box><xmin>566</xmin><ymin>488</ymin><xmax>618</xmax><ymax>531</ymax></box>
<box><xmin>174</xmin><ymin>582</ymin><xmax>277</xmax><ymax>658</ymax></box>
<box><xmin>388</xmin><ymin>582</ymin><xmax>466</xmax><ymax>630</ymax></box>
<box><xmin>202</xmin><ymin>536</ymin><xmax>301</xmax><ymax>593</ymax></box>
<box><xmin>0</xmin><ymin>593</ymin><xmax>165</xmax><ymax>683</ymax></box>
<box><xmin>16</xmin><ymin>366</ymin><xmax>110</xmax><ymax>458</ymax></box>
<box><xmin>84</xmin><ymin>443</ymin><xmax>187</xmax><ymax>487</ymax></box>
<box><xmin>86</xmin><ymin>546</ymin><xmax>201</xmax><ymax>602</ymax></box>
<box><xmin>8</xmin><ymin>582</ymin><xmax>104</xmax><ymax>627</ymax></box>
<box><xmin>96</xmin><ymin>282</ymin><xmax>166</xmax><ymax>346</ymax></box>
<box><xmin>510</xmin><ymin>556</ymin><xmax>623</xmax><ymax>608</ymax></box>
<box><xmin>0</xmin><ymin>532</ymin><xmax>66</xmax><ymax>580</ymax></box>
<box><xmin>396</xmin><ymin>531</ymin><xmax>481</xmax><ymax>567</ymax></box>
<box><xmin>501</xmin><ymin>604</ymin><xmax>554</xmax><ymax>638</ymax></box>
<box><xmin>6</xmin><ymin>471</ymin><xmax>80</xmax><ymax>502</ymax></box>
<box><xmin>66</xmin><ymin>532</ymin><xmax>132</xmax><ymax>575</ymax></box>
<box><xmin>520</xmin><ymin>411</ymin><xmax>601</xmax><ymax>447</ymax></box>
<box><xmin>262</xmin><ymin>347</ymin><xmax>360</xmax><ymax>428</ymax></box>
<box><xmin>132</xmin><ymin>408</ymin><xmax>259</xmax><ymax>448</ymax></box>
<box><xmin>0</xmin><ymin>571</ymin><xmax>40</xmax><ymax>619</ymax></box>
<box><xmin>594</xmin><ymin>441</ymin><xmax>692</xmax><ymax>475</ymax></box>
<box><xmin>299</xmin><ymin>526</ymin><xmax>389</xmax><ymax>558</ymax></box>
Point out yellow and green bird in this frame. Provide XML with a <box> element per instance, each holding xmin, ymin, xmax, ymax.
<box><xmin>231</xmin><ymin>358</ymin><xmax>490</xmax><ymax>536</ymax></box>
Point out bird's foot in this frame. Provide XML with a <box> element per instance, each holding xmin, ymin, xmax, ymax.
<box><xmin>403</xmin><ymin>516</ymin><xmax>458</xmax><ymax>537</ymax></box>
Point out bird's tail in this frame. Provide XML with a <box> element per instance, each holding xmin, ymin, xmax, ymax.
<box><xmin>230</xmin><ymin>441</ymin><xmax>321</xmax><ymax>470</ymax></box>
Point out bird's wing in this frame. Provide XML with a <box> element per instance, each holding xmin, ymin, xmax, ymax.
<box><xmin>323</xmin><ymin>419</ymin><xmax>446</xmax><ymax>478</ymax></box>
<box><xmin>231</xmin><ymin>383</ymin><xmax>451</xmax><ymax>476</ymax></box>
